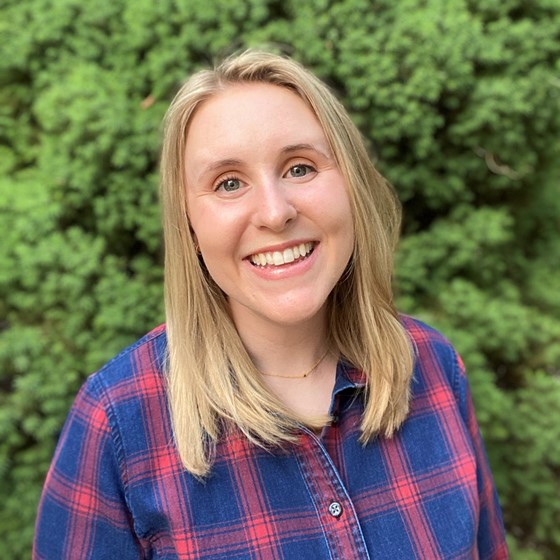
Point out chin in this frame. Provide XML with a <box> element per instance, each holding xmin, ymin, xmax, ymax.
<box><xmin>265</xmin><ymin>301</ymin><xmax>328</xmax><ymax>327</ymax></box>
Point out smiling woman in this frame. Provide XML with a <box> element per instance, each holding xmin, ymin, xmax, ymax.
<box><xmin>34</xmin><ymin>51</ymin><xmax>508</xmax><ymax>559</ymax></box>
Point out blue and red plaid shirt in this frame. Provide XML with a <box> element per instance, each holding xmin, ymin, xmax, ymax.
<box><xmin>34</xmin><ymin>316</ymin><xmax>507</xmax><ymax>559</ymax></box>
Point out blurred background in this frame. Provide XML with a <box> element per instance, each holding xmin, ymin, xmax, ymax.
<box><xmin>1</xmin><ymin>0</ymin><xmax>559</xmax><ymax>557</ymax></box>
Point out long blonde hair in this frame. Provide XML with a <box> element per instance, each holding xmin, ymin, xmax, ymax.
<box><xmin>160</xmin><ymin>50</ymin><xmax>414</xmax><ymax>477</ymax></box>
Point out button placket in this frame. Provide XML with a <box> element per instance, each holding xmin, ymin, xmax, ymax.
<box><xmin>297</xmin><ymin>428</ymin><xmax>371</xmax><ymax>558</ymax></box>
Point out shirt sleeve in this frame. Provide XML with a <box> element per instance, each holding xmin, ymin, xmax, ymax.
<box><xmin>453</xmin><ymin>351</ymin><xmax>509</xmax><ymax>560</ymax></box>
<box><xmin>33</xmin><ymin>375</ymin><xmax>143</xmax><ymax>559</ymax></box>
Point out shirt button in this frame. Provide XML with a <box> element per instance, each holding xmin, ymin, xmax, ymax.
<box><xmin>328</xmin><ymin>501</ymin><xmax>343</xmax><ymax>517</ymax></box>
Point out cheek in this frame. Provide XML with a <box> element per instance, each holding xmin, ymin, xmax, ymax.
<box><xmin>189</xmin><ymin>202</ymin><xmax>234</xmax><ymax>250</ymax></box>
<box><xmin>327</xmin><ymin>187</ymin><xmax>355</xmax><ymax>241</ymax></box>
<box><xmin>341</xmin><ymin>216</ymin><xmax>356</xmax><ymax>265</ymax></box>
<box><xmin>190</xmin><ymin>211</ymin><xmax>244</xmax><ymax>269</ymax></box>
<box><xmin>332</xmin><ymin>196</ymin><xmax>356</xmax><ymax>266</ymax></box>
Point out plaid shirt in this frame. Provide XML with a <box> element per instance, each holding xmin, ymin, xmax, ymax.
<box><xmin>34</xmin><ymin>316</ymin><xmax>507</xmax><ymax>559</ymax></box>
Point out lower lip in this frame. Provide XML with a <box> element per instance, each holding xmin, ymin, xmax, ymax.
<box><xmin>245</xmin><ymin>245</ymin><xmax>319</xmax><ymax>280</ymax></box>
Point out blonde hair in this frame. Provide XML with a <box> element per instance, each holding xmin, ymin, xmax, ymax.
<box><xmin>160</xmin><ymin>50</ymin><xmax>414</xmax><ymax>477</ymax></box>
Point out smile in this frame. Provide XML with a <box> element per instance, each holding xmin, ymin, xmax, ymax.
<box><xmin>249</xmin><ymin>242</ymin><xmax>316</xmax><ymax>267</ymax></box>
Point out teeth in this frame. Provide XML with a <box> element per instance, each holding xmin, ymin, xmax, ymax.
<box><xmin>283</xmin><ymin>248</ymin><xmax>295</xmax><ymax>263</ymax></box>
<box><xmin>250</xmin><ymin>242</ymin><xmax>314</xmax><ymax>267</ymax></box>
<box><xmin>273</xmin><ymin>251</ymin><xmax>283</xmax><ymax>266</ymax></box>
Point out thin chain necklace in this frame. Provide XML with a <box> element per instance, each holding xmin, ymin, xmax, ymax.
<box><xmin>259</xmin><ymin>348</ymin><xmax>330</xmax><ymax>379</ymax></box>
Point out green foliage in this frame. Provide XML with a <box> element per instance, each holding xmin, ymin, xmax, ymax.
<box><xmin>506</xmin><ymin>374</ymin><xmax>560</xmax><ymax>549</ymax></box>
<box><xmin>1</xmin><ymin>0</ymin><xmax>559</xmax><ymax>557</ymax></box>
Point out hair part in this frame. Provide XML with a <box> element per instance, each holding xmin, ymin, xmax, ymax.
<box><xmin>160</xmin><ymin>50</ymin><xmax>414</xmax><ymax>477</ymax></box>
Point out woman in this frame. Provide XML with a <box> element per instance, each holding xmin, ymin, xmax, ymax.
<box><xmin>34</xmin><ymin>51</ymin><xmax>507</xmax><ymax>559</ymax></box>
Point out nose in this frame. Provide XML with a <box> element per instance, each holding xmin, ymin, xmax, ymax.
<box><xmin>252</xmin><ymin>180</ymin><xmax>297</xmax><ymax>231</ymax></box>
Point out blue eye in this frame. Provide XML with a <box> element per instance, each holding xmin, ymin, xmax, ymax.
<box><xmin>217</xmin><ymin>177</ymin><xmax>241</xmax><ymax>192</ymax></box>
<box><xmin>288</xmin><ymin>164</ymin><xmax>315</xmax><ymax>178</ymax></box>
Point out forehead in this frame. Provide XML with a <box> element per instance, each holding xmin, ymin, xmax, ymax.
<box><xmin>193</xmin><ymin>82</ymin><xmax>318</xmax><ymax>125</ymax></box>
<box><xmin>184</xmin><ymin>83</ymin><xmax>329</xmax><ymax>162</ymax></box>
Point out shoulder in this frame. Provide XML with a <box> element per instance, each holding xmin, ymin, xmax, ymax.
<box><xmin>73</xmin><ymin>325</ymin><xmax>169</xmax><ymax>438</ymax></box>
<box><xmin>400</xmin><ymin>314</ymin><xmax>461</xmax><ymax>363</ymax></box>
<box><xmin>35</xmin><ymin>327</ymin><xmax>169</xmax><ymax>557</ymax></box>
<box><xmin>399</xmin><ymin>314</ymin><xmax>465</xmax><ymax>400</ymax></box>
<box><xmin>88</xmin><ymin>324</ymin><xmax>168</xmax><ymax>395</ymax></box>
<box><xmin>71</xmin><ymin>324</ymin><xmax>172</xmax><ymax>461</ymax></box>
<box><xmin>400</xmin><ymin>314</ymin><xmax>455</xmax><ymax>349</ymax></box>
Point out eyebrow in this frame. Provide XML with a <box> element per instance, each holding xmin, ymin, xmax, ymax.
<box><xmin>196</xmin><ymin>143</ymin><xmax>332</xmax><ymax>181</ymax></box>
<box><xmin>282</xmin><ymin>143</ymin><xmax>332</xmax><ymax>160</ymax></box>
<box><xmin>199</xmin><ymin>158</ymin><xmax>243</xmax><ymax>177</ymax></box>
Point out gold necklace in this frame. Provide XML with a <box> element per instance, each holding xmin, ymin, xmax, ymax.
<box><xmin>260</xmin><ymin>348</ymin><xmax>330</xmax><ymax>379</ymax></box>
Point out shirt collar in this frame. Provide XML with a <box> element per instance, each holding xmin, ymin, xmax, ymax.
<box><xmin>333</xmin><ymin>358</ymin><xmax>366</xmax><ymax>394</ymax></box>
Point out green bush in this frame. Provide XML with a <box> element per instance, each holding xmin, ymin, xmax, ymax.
<box><xmin>1</xmin><ymin>0</ymin><xmax>559</xmax><ymax>557</ymax></box>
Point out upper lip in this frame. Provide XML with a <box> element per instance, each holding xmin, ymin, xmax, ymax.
<box><xmin>244</xmin><ymin>239</ymin><xmax>317</xmax><ymax>259</ymax></box>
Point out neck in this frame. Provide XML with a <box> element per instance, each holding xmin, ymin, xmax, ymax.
<box><xmin>230</xmin><ymin>305</ymin><xmax>337</xmax><ymax>419</ymax></box>
<box><xmin>230</xmin><ymin>308</ymin><xmax>329</xmax><ymax>377</ymax></box>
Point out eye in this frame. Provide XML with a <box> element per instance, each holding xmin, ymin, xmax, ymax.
<box><xmin>216</xmin><ymin>177</ymin><xmax>241</xmax><ymax>192</ymax></box>
<box><xmin>286</xmin><ymin>163</ymin><xmax>316</xmax><ymax>179</ymax></box>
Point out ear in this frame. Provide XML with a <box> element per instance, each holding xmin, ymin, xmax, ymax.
<box><xmin>189</xmin><ymin>227</ymin><xmax>201</xmax><ymax>254</ymax></box>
